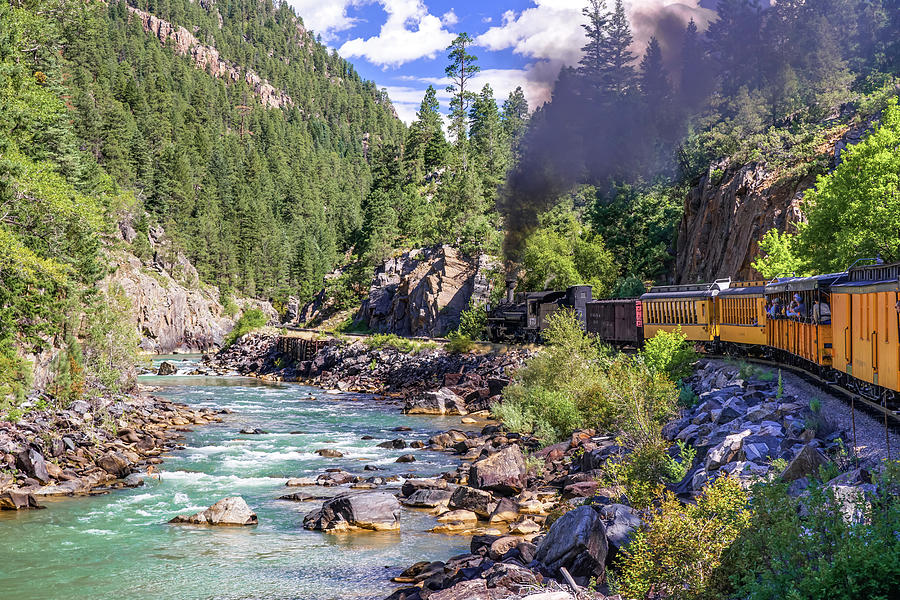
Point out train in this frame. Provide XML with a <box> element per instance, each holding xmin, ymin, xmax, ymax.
<box><xmin>486</xmin><ymin>262</ymin><xmax>900</xmax><ymax>404</ymax></box>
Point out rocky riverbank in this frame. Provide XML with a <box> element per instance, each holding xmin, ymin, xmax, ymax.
<box><xmin>0</xmin><ymin>389</ymin><xmax>227</xmax><ymax>511</ymax></box>
<box><xmin>205</xmin><ymin>332</ymin><xmax>532</xmax><ymax>416</ymax></box>
<box><xmin>373</xmin><ymin>360</ymin><xmax>883</xmax><ymax>600</ymax></box>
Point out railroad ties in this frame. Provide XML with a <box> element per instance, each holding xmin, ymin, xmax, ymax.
<box><xmin>276</xmin><ymin>336</ymin><xmax>329</xmax><ymax>362</ymax></box>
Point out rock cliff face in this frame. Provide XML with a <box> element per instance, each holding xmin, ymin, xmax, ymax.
<box><xmin>109</xmin><ymin>222</ymin><xmax>277</xmax><ymax>354</ymax></box>
<box><xmin>127</xmin><ymin>5</ymin><xmax>294</xmax><ymax>110</ymax></box>
<box><xmin>356</xmin><ymin>246</ymin><xmax>496</xmax><ymax>337</ymax></box>
<box><xmin>675</xmin><ymin>120</ymin><xmax>872</xmax><ymax>283</ymax></box>
<box><xmin>675</xmin><ymin>162</ymin><xmax>808</xmax><ymax>283</ymax></box>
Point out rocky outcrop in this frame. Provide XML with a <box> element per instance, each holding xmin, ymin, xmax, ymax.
<box><xmin>126</xmin><ymin>6</ymin><xmax>293</xmax><ymax>109</ymax></box>
<box><xmin>675</xmin><ymin>120</ymin><xmax>873</xmax><ymax>283</ymax></box>
<box><xmin>356</xmin><ymin>246</ymin><xmax>497</xmax><ymax>337</ymax></box>
<box><xmin>109</xmin><ymin>223</ymin><xmax>277</xmax><ymax>353</ymax></box>
<box><xmin>170</xmin><ymin>496</ymin><xmax>258</xmax><ymax>526</ymax></box>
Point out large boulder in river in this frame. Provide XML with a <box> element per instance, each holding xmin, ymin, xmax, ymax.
<box><xmin>536</xmin><ymin>505</ymin><xmax>608</xmax><ymax>582</ymax></box>
<box><xmin>157</xmin><ymin>360</ymin><xmax>177</xmax><ymax>376</ymax></box>
<box><xmin>170</xmin><ymin>496</ymin><xmax>258</xmax><ymax>526</ymax></box>
<box><xmin>404</xmin><ymin>387</ymin><xmax>467</xmax><ymax>416</ymax></box>
<box><xmin>448</xmin><ymin>485</ymin><xmax>497</xmax><ymax>518</ymax></box>
<box><xmin>470</xmin><ymin>445</ymin><xmax>527</xmax><ymax>496</ymax></box>
<box><xmin>303</xmin><ymin>491</ymin><xmax>401</xmax><ymax>532</ymax></box>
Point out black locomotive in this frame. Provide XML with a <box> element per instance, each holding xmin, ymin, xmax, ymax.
<box><xmin>486</xmin><ymin>281</ymin><xmax>643</xmax><ymax>346</ymax></box>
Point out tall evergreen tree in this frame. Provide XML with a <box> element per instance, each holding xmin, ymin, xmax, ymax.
<box><xmin>678</xmin><ymin>18</ymin><xmax>711</xmax><ymax>109</ymax></box>
<box><xmin>445</xmin><ymin>33</ymin><xmax>480</xmax><ymax>160</ymax></box>
<box><xmin>579</xmin><ymin>0</ymin><xmax>609</xmax><ymax>85</ymax></box>
<box><xmin>600</xmin><ymin>0</ymin><xmax>636</xmax><ymax>96</ymax></box>
<box><xmin>406</xmin><ymin>85</ymin><xmax>448</xmax><ymax>178</ymax></box>
<box><xmin>639</xmin><ymin>37</ymin><xmax>670</xmax><ymax>103</ymax></box>
<box><xmin>501</xmin><ymin>86</ymin><xmax>530</xmax><ymax>159</ymax></box>
<box><xmin>469</xmin><ymin>84</ymin><xmax>508</xmax><ymax>203</ymax></box>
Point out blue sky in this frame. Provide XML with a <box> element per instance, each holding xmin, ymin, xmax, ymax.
<box><xmin>286</xmin><ymin>1</ymin><xmax>715</xmax><ymax>123</ymax></box>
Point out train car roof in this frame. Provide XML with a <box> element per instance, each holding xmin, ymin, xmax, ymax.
<box><xmin>587</xmin><ymin>298</ymin><xmax>639</xmax><ymax>304</ymax></box>
<box><xmin>765</xmin><ymin>273</ymin><xmax>845</xmax><ymax>293</ymax></box>
<box><xmin>718</xmin><ymin>283</ymin><xmax>766</xmax><ymax>297</ymax></box>
<box><xmin>831</xmin><ymin>263</ymin><xmax>900</xmax><ymax>293</ymax></box>
<box><xmin>640</xmin><ymin>278</ymin><xmax>729</xmax><ymax>300</ymax></box>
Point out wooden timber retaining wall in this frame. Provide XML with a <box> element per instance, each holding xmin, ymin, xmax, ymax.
<box><xmin>276</xmin><ymin>337</ymin><xmax>329</xmax><ymax>361</ymax></box>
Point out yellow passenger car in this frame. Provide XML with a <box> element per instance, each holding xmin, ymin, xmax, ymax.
<box><xmin>831</xmin><ymin>263</ymin><xmax>900</xmax><ymax>394</ymax></box>
<box><xmin>716</xmin><ymin>281</ymin><xmax>768</xmax><ymax>347</ymax></box>
<box><xmin>640</xmin><ymin>280</ymin><xmax>729</xmax><ymax>343</ymax></box>
<box><xmin>765</xmin><ymin>273</ymin><xmax>843</xmax><ymax>367</ymax></box>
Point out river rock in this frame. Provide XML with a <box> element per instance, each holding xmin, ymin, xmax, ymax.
<box><xmin>536</xmin><ymin>505</ymin><xmax>608</xmax><ymax>582</ymax></box>
<box><xmin>395</xmin><ymin>454</ymin><xmax>416</xmax><ymax>463</ymax></box>
<box><xmin>449</xmin><ymin>486</ymin><xmax>497</xmax><ymax>518</ymax></box>
<box><xmin>157</xmin><ymin>361</ymin><xmax>178</xmax><ymax>376</ymax></box>
<box><xmin>303</xmin><ymin>491</ymin><xmax>401</xmax><ymax>532</ymax></box>
<box><xmin>315</xmin><ymin>448</ymin><xmax>344</xmax><ymax>458</ymax></box>
<box><xmin>16</xmin><ymin>449</ymin><xmax>50</xmax><ymax>484</ymax></box>
<box><xmin>0</xmin><ymin>491</ymin><xmax>44</xmax><ymax>510</ymax></box>
<box><xmin>404</xmin><ymin>388</ymin><xmax>467</xmax><ymax>416</ymax></box>
<box><xmin>96</xmin><ymin>451</ymin><xmax>132</xmax><ymax>478</ymax></box>
<box><xmin>170</xmin><ymin>496</ymin><xmax>258</xmax><ymax>526</ymax></box>
<box><xmin>400</xmin><ymin>488</ymin><xmax>453</xmax><ymax>508</ymax></box>
<box><xmin>470</xmin><ymin>445</ymin><xmax>527</xmax><ymax>496</ymax></box>
<box><xmin>285</xmin><ymin>477</ymin><xmax>317</xmax><ymax>487</ymax></box>
<box><xmin>377</xmin><ymin>439</ymin><xmax>407</xmax><ymax>449</ymax></box>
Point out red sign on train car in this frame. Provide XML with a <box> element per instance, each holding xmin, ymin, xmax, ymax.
<box><xmin>635</xmin><ymin>301</ymin><xmax>643</xmax><ymax>327</ymax></box>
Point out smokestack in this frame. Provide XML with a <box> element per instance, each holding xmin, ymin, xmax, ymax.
<box><xmin>506</xmin><ymin>276</ymin><xmax>516</xmax><ymax>304</ymax></box>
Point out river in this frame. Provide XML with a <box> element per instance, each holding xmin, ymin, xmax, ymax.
<box><xmin>0</xmin><ymin>357</ymin><xmax>471</xmax><ymax>599</ymax></box>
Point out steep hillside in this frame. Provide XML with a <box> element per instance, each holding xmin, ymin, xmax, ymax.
<box><xmin>675</xmin><ymin>117</ymin><xmax>876</xmax><ymax>283</ymax></box>
<box><xmin>63</xmin><ymin>0</ymin><xmax>404</xmax><ymax>300</ymax></box>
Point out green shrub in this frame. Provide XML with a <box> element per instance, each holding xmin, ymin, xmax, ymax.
<box><xmin>642</xmin><ymin>326</ymin><xmax>697</xmax><ymax>382</ymax></box>
<box><xmin>616</xmin><ymin>475</ymin><xmax>752</xmax><ymax>600</ymax></box>
<box><xmin>713</xmin><ymin>468</ymin><xmax>900</xmax><ymax>600</ymax></box>
<box><xmin>457</xmin><ymin>300</ymin><xmax>487</xmax><ymax>340</ymax></box>
<box><xmin>493</xmin><ymin>384</ymin><xmax>582</xmax><ymax>444</ymax></box>
<box><xmin>221</xmin><ymin>294</ymin><xmax>239</xmax><ymax>318</ymax></box>
<box><xmin>445</xmin><ymin>331</ymin><xmax>475</xmax><ymax>354</ymax></box>
<box><xmin>223</xmin><ymin>308</ymin><xmax>268</xmax><ymax>348</ymax></box>
<box><xmin>364</xmin><ymin>333</ymin><xmax>415</xmax><ymax>353</ymax></box>
<box><xmin>678</xmin><ymin>381</ymin><xmax>699</xmax><ymax>408</ymax></box>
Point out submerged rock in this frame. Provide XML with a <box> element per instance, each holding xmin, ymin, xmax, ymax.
<box><xmin>170</xmin><ymin>496</ymin><xmax>258</xmax><ymax>526</ymax></box>
<box><xmin>303</xmin><ymin>491</ymin><xmax>401</xmax><ymax>532</ymax></box>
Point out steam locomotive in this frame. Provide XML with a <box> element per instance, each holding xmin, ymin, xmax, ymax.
<box><xmin>487</xmin><ymin>261</ymin><xmax>900</xmax><ymax>405</ymax></box>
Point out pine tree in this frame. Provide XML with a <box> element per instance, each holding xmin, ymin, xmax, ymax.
<box><xmin>445</xmin><ymin>33</ymin><xmax>480</xmax><ymax>160</ymax></box>
<box><xmin>406</xmin><ymin>85</ymin><xmax>448</xmax><ymax>178</ymax></box>
<box><xmin>469</xmin><ymin>84</ymin><xmax>508</xmax><ymax>203</ymax></box>
<box><xmin>600</xmin><ymin>0</ymin><xmax>636</xmax><ymax>96</ymax></box>
<box><xmin>678</xmin><ymin>18</ymin><xmax>711</xmax><ymax>108</ymax></box>
<box><xmin>579</xmin><ymin>0</ymin><xmax>609</xmax><ymax>83</ymax></box>
<box><xmin>639</xmin><ymin>37</ymin><xmax>670</xmax><ymax>103</ymax></box>
<box><xmin>501</xmin><ymin>86</ymin><xmax>530</xmax><ymax>159</ymax></box>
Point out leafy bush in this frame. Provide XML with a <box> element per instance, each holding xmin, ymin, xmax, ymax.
<box><xmin>611</xmin><ymin>274</ymin><xmax>646</xmax><ymax>299</ymax></box>
<box><xmin>445</xmin><ymin>331</ymin><xmax>475</xmax><ymax>354</ymax></box>
<box><xmin>493</xmin><ymin>385</ymin><xmax>581</xmax><ymax>444</ymax></box>
<box><xmin>364</xmin><ymin>333</ymin><xmax>416</xmax><ymax>353</ymax></box>
<box><xmin>223</xmin><ymin>308</ymin><xmax>268</xmax><ymax>348</ymax></box>
<box><xmin>713</xmin><ymin>469</ymin><xmax>900</xmax><ymax>600</ymax></box>
<box><xmin>615</xmin><ymin>476</ymin><xmax>752</xmax><ymax>600</ymax></box>
<box><xmin>641</xmin><ymin>326</ymin><xmax>697</xmax><ymax>382</ymax></box>
<box><xmin>457</xmin><ymin>300</ymin><xmax>487</xmax><ymax>340</ymax></box>
<box><xmin>82</xmin><ymin>284</ymin><xmax>142</xmax><ymax>393</ymax></box>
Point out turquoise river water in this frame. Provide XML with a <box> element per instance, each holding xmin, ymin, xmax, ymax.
<box><xmin>0</xmin><ymin>357</ymin><xmax>471</xmax><ymax>600</ymax></box>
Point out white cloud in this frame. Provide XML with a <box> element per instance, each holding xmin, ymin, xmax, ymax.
<box><xmin>288</xmin><ymin>0</ymin><xmax>367</xmax><ymax>41</ymax></box>
<box><xmin>441</xmin><ymin>10</ymin><xmax>458</xmax><ymax>27</ymax></box>
<box><xmin>339</xmin><ymin>1</ymin><xmax>457</xmax><ymax>68</ymax></box>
